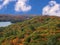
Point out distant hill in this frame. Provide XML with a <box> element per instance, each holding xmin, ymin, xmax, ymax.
<box><xmin>0</xmin><ymin>14</ymin><xmax>34</xmax><ymax>23</ymax></box>
<box><xmin>0</xmin><ymin>16</ymin><xmax>60</xmax><ymax>45</ymax></box>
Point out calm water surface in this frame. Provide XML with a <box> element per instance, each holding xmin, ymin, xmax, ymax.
<box><xmin>0</xmin><ymin>22</ymin><xmax>12</xmax><ymax>27</ymax></box>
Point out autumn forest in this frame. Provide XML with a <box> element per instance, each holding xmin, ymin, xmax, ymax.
<box><xmin>0</xmin><ymin>15</ymin><xmax>60</xmax><ymax>45</ymax></box>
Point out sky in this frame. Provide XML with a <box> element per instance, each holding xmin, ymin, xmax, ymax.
<box><xmin>0</xmin><ymin>0</ymin><xmax>60</xmax><ymax>16</ymax></box>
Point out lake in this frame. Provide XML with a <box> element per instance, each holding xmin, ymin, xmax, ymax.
<box><xmin>0</xmin><ymin>22</ymin><xmax>12</xmax><ymax>27</ymax></box>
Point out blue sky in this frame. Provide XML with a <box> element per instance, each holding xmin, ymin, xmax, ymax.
<box><xmin>0</xmin><ymin>0</ymin><xmax>60</xmax><ymax>15</ymax></box>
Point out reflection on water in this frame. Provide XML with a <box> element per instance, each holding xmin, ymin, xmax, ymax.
<box><xmin>0</xmin><ymin>22</ymin><xmax>12</xmax><ymax>27</ymax></box>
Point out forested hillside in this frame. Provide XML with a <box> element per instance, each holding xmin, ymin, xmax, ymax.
<box><xmin>0</xmin><ymin>16</ymin><xmax>60</xmax><ymax>45</ymax></box>
<box><xmin>0</xmin><ymin>15</ymin><xmax>34</xmax><ymax>23</ymax></box>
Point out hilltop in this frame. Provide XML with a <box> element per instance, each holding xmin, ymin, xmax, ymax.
<box><xmin>0</xmin><ymin>16</ymin><xmax>60</xmax><ymax>45</ymax></box>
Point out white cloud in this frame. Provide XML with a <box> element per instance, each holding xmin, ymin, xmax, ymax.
<box><xmin>0</xmin><ymin>0</ymin><xmax>31</xmax><ymax>12</ymax></box>
<box><xmin>15</xmin><ymin>0</ymin><xmax>31</xmax><ymax>12</ymax></box>
<box><xmin>42</xmin><ymin>1</ymin><xmax>60</xmax><ymax>16</ymax></box>
<box><xmin>0</xmin><ymin>0</ymin><xmax>10</xmax><ymax>9</ymax></box>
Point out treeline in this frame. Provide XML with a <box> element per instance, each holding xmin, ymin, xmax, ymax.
<box><xmin>0</xmin><ymin>14</ymin><xmax>34</xmax><ymax>23</ymax></box>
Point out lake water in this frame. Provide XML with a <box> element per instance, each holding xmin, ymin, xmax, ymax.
<box><xmin>0</xmin><ymin>22</ymin><xmax>12</xmax><ymax>27</ymax></box>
